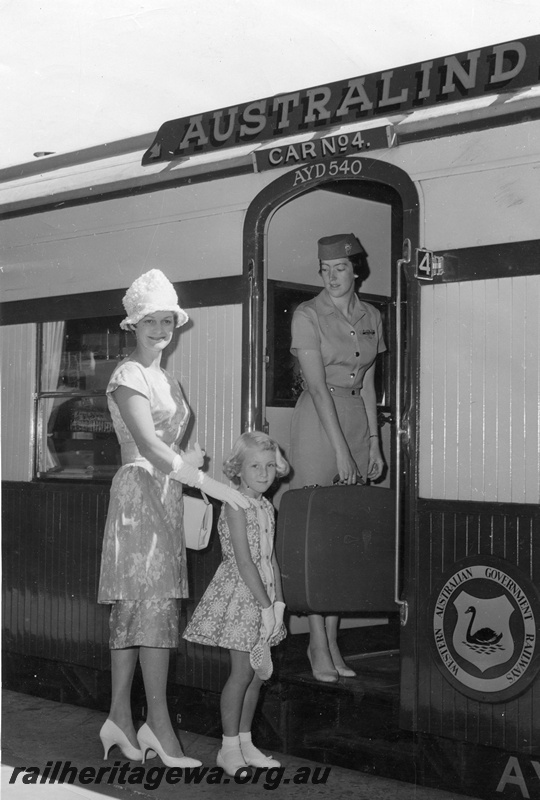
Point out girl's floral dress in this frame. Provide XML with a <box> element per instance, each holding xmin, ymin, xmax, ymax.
<box><xmin>183</xmin><ymin>496</ymin><xmax>286</xmax><ymax>652</ymax></box>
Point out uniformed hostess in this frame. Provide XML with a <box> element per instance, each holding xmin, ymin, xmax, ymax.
<box><xmin>288</xmin><ymin>232</ymin><xmax>386</xmax><ymax>682</ymax></box>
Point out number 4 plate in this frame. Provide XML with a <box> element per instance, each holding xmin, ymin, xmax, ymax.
<box><xmin>415</xmin><ymin>248</ymin><xmax>444</xmax><ymax>280</ymax></box>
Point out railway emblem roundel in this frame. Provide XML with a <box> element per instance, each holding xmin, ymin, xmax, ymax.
<box><xmin>428</xmin><ymin>556</ymin><xmax>540</xmax><ymax>703</ymax></box>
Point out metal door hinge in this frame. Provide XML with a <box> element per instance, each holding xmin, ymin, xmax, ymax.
<box><xmin>400</xmin><ymin>600</ymin><xmax>409</xmax><ymax>626</ymax></box>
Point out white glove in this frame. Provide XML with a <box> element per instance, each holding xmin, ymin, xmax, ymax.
<box><xmin>198</xmin><ymin>475</ymin><xmax>250</xmax><ymax>511</ymax></box>
<box><xmin>169</xmin><ymin>455</ymin><xmax>205</xmax><ymax>487</ymax></box>
<box><xmin>170</xmin><ymin>456</ymin><xmax>249</xmax><ymax>511</ymax></box>
<box><xmin>182</xmin><ymin>442</ymin><xmax>205</xmax><ymax>468</ymax></box>
<box><xmin>261</xmin><ymin>605</ymin><xmax>275</xmax><ymax>642</ymax></box>
<box><xmin>271</xmin><ymin>601</ymin><xmax>286</xmax><ymax>641</ymax></box>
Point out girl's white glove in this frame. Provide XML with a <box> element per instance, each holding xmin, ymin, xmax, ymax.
<box><xmin>170</xmin><ymin>456</ymin><xmax>249</xmax><ymax>511</ymax></box>
<box><xmin>261</xmin><ymin>605</ymin><xmax>276</xmax><ymax>641</ymax></box>
<box><xmin>271</xmin><ymin>601</ymin><xmax>286</xmax><ymax>641</ymax></box>
<box><xmin>182</xmin><ymin>442</ymin><xmax>205</xmax><ymax>468</ymax></box>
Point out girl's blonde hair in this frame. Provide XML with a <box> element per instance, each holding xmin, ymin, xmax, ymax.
<box><xmin>223</xmin><ymin>431</ymin><xmax>290</xmax><ymax>482</ymax></box>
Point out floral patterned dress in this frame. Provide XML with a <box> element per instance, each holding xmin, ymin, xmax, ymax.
<box><xmin>97</xmin><ymin>359</ymin><xmax>190</xmax><ymax>648</ymax></box>
<box><xmin>183</xmin><ymin>496</ymin><xmax>286</xmax><ymax>652</ymax></box>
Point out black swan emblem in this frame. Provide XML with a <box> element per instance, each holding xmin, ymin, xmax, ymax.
<box><xmin>465</xmin><ymin>606</ymin><xmax>503</xmax><ymax>646</ymax></box>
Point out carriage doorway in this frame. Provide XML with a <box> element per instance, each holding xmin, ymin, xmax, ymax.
<box><xmin>263</xmin><ymin>179</ymin><xmax>400</xmax><ymax>635</ymax></box>
<box><xmin>242</xmin><ymin>156</ymin><xmax>420</xmax><ymax>733</ymax></box>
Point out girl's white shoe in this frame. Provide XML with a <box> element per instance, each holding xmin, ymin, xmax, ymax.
<box><xmin>216</xmin><ymin>749</ymin><xmax>252</xmax><ymax>778</ymax></box>
<box><xmin>241</xmin><ymin>750</ymin><xmax>281</xmax><ymax>768</ymax></box>
<box><xmin>239</xmin><ymin>731</ymin><xmax>281</xmax><ymax>768</ymax></box>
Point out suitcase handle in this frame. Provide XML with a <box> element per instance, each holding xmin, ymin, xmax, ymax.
<box><xmin>332</xmin><ymin>473</ymin><xmax>366</xmax><ymax>486</ymax></box>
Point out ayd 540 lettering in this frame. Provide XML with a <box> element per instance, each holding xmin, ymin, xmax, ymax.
<box><xmin>293</xmin><ymin>158</ymin><xmax>363</xmax><ymax>186</ymax></box>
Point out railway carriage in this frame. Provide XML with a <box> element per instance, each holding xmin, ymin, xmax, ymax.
<box><xmin>2</xmin><ymin>34</ymin><xmax>539</xmax><ymax>799</ymax></box>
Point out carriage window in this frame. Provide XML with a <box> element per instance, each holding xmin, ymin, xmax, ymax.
<box><xmin>37</xmin><ymin>317</ymin><xmax>130</xmax><ymax>480</ymax></box>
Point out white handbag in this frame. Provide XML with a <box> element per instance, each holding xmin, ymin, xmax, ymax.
<box><xmin>183</xmin><ymin>492</ymin><xmax>213</xmax><ymax>550</ymax></box>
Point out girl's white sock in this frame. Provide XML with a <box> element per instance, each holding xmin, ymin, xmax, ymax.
<box><xmin>239</xmin><ymin>730</ymin><xmax>281</xmax><ymax>768</ymax></box>
<box><xmin>239</xmin><ymin>731</ymin><xmax>263</xmax><ymax>759</ymax></box>
<box><xmin>221</xmin><ymin>734</ymin><xmax>241</xmax><ymax>754</ymax></box>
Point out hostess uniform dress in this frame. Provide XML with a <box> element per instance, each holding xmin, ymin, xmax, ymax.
<box><xmin>290</xmin><ymin>289</ymin><xmax>386</xmax><ymax>488</ymax></box>
<box><xmin>98</xmin><ymin>360</ymin><xmax>190</xmax><ymax>649</ymax></box>
<box><xmin>183</xmin><ymin>496</ymin><xmax>286</xmax><ymax>652</ymax></box>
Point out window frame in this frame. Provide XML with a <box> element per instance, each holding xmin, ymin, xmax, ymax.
<box><xmin>34</xmin><ymin>315</ymin><xmax>129</xmax><ymax>482</ymax></box>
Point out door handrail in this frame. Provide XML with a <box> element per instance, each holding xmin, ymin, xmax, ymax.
<box><xmin>394</xmin><ymin>239</ymin><xmax>411</xmax><ymax>624</ymax></box>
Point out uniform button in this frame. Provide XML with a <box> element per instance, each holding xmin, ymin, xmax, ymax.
<box><xmin>329</xmin><ymin>387</ymin><xmax>335</xmax><ymax>392</ymax></box>
<box><xmin>350</xmin><ymin>373</ymin><xmax>355</xmax><ymax>378</ymax></box>
<box><xmin>355</xmin><ymin>351</ymin><xmax>360</xmax><ymax>356</ymax></box>
<box><xmin>350</xmin><ymin>331</ymin><xmax>355</xmax><ymax>335</ymax></box>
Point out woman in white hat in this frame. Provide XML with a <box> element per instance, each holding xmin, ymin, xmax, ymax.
<box><xmin>97</xmin><ymin>269</ymin><xmax>248</xmax><ymax>767</ymax></box>
<box><xmin>289</xmin><ymin>234</ymin><xmax>386</xmax><ymax>682</ymax></box>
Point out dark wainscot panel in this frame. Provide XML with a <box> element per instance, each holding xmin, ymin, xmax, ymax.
<box><xmin>415</xmin><ymin>498</ymin><xmax>540</xmax><ymax>754</ymax></box>
<box><xmin>2</xmin><ymin>481</ymin><xmax>230</xmax><ymax>704</ymax></box>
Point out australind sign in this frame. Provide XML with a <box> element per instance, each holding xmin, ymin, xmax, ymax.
<box><xmin>142</xmin><ymin>36</ymin><xmax>539</xmax><ymax>165</ymax></box>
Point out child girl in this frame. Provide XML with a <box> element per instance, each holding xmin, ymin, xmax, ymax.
<box><xmin>183</xmin><ymin>431</ymin><xmax>290</xmax><ymax>776</ymax></box>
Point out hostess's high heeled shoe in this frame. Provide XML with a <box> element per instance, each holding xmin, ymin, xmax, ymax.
<box><xmin>333</xmin><ymin>663</ymin><xmax>357</xmax><ymax>678</ymax></box>
<box><xmin>329</xmin><ymin>644</ymin><xmax>357</xmax><ymax>677</ymax></box>
<box><xmin>307</xmin><ymin>648</ymin><xmax>338</xmax><ymax>683</ymax></box>
<box><xmin>137</xmin><ymin>723</ymin><xmax>202</xmax><ymax>768</ymax></box>
<box><xmin>99</xmin><ymin>719</ymin><xmax>143</xmax><ymax>761</ymax></box>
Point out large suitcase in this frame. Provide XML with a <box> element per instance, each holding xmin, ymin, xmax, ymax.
<box><xmin>276</xmin><ymin>484</ymin><xmax>396</xmax><ymax>613</ymax></box>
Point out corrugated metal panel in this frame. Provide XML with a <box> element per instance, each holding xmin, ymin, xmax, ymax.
<box><xmin>166</xmin><ymin>303</ymin><xmax>243</xmax><ymax>482</ymax></box>
<box><xmin>0</xmin><ymin>323</ymin><xmax>36</xmax><ymax>481</ymax></box>
<box><xmin>419</xmin><ymin>275</ymin><xmax>540</xmax><ymax>503</ymax></box>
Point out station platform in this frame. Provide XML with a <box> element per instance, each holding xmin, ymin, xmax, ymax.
<box><xmin>2</xmin><ymin>689</ymin><xmax>480</xmax><ymax>800</ymax></box>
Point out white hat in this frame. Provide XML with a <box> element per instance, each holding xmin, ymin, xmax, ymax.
<box><xmin>120</xmin><ymin>269</ymin><xmax>189</xmax><ymax>330</ymax></box>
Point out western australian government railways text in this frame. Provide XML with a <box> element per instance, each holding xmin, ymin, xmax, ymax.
<box><xmin>434</xmin><ymin>566</ymin><xmax>534</xmax><ymax>621</ymax></box>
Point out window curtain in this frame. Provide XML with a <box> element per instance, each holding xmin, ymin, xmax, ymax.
<box><xmin>42</xmin><ymin>321</ymin><xmax>65</xmax><ymax>471</ymax></box>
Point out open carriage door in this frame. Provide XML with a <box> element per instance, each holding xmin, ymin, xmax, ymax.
<box><xmin>413</xmin><ymin>257</ymin><xmax>540</xmax><ymax>757</ymax></box>
<box><xmin>242</xmin><ymin>154</ymin><xmax>421</xmax><ymax>721</ymax></box>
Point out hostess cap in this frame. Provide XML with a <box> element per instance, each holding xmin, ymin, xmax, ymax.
<box><xmin>120</xmin><ymin>269</ymin><xmax>189</xmax><ymax>330</ymax></box>
<box><xmin>318</xmin><ymin>233</ymin><xmax>366</xmax><ymax>260</ymax></box>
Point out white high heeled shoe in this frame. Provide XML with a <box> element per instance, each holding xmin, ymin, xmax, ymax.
<box><xmin>99</xmin><ymin>719</ymin><xmax>143</xmax><ymax>761</ymax></box>
<box><xmin>137</xmin><ymin>723</ymin><xmax>202</xmax><ymax>768</ymax></box>
<box><xmin>307</xmin><ymin>648</ymin><xmax>338</xmax><ymax>683</ymax></box>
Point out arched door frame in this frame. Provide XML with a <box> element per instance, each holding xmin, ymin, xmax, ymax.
<box><xmin>241</xmin><ymin>155</ymin><xmax>421</xmax><ymax>729</ymax></box>
<box><xmin>241</xmin><ymin>155</ymin><xmax>420</xmax><ymax>432</ymax></box>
